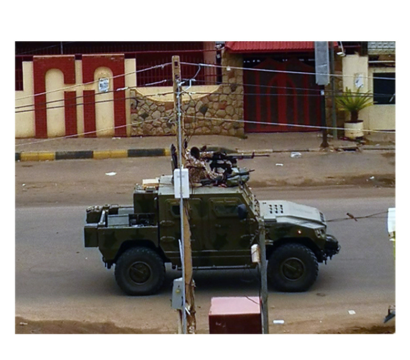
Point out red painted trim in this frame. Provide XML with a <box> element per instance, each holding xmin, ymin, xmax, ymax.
<box><xmin>64</xmin><ymin>91</ymin><xmax>77</xmax><ymax>137</ymax></box>
<box><xmin>83</xmin><ymin>90</ymin><xmax>96</xmax><ymax>137</ymax></box>
<box><xmin>113</xmin><ymin>90</ymin><xmax>127</xmax><ymax>137</ymax></box>
<box><xmin>82</xmin><ymin>55</ymin><xmax>127</xmax><ymax>137</ymax></box>
<box><xmin>34</xmin><ymin>94</ymin><xmax>48</xmax><ymax>138</ymax></box>
<box><xmin>33</xmin><ymin>56</ymin><xmax>76</xmax><ymax>138</ymax></box>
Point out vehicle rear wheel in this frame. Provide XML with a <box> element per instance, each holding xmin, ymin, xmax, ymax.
<box><xmin>267</xmin><ymin>243</ymin><xmax>318</xmax><ymax>292</ymax></box>
<box><xmin>115</xmin><ymin>247</ymin><xmax>165</xmax><ymax>295</ymax></box>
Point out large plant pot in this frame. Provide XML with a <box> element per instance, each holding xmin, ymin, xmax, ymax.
<box><xmin>344</xmin><ymin>121</ymin><xmax>364</xmax><ymax>140</ymax></box>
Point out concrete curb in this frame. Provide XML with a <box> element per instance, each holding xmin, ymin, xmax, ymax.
<box><xmin>15</xmin><ymin>146</ymin><xmax>238</xmax><ymax>162</ymax></box>
<box><xmin>15</xmin><ymin>145</ymin><xmax>395</xmax><ymax>162</ymax></box>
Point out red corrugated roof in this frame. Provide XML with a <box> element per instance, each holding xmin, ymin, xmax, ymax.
<box><xmin>225</xmin><ymin>41</ymin><xmax>337</xmax><ymax>53</ymax></box>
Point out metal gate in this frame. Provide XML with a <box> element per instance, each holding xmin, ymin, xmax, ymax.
<box><xmin>244</xmin><ymin>58</ymin><xmax>321</xmax><ymax>133</ymax></box>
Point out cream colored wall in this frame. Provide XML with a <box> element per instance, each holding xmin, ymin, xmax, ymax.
<box><xmin>342</xmin><ymin>54</ymin><xmax>395</xmax><ymax>131</ymax></box>
<box><xmin>45</xmin><ymin>68</ymin><xmax>67</xmax><ymax>137</ymax></box>
<box><xmin>15</xmin><ymin>59</ymin><xmax>127</xmax><ymax>138</ymax></box>
<box><xmin>94</xmin><ymin>67</ymin><xmax>114</xmax><ymax>137</ymax></box>
<box><xmin>15</xmin><ymin>61</ymin><xmax>35</xmax><ymax>138</ymax></box>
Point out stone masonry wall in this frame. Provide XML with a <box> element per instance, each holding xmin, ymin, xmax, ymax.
<box><xmin>130</xmin><ymin>50</ymin><xmax>245</xmax><ymax>138</ymax></box>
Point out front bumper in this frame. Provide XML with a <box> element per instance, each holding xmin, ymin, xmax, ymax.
<box><xmin>324</xmin><ymin>234</ymin><xmax>340</xmax><ymax>259</ymax></box>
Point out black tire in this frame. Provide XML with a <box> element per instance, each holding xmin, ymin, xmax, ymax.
<box><xmin>115</xmin><ymin>247</ymin><xmax>165</xmax><ymax>295</ymax></box>
<box><xmin>267</xmin><ymin>243</ymin><xmax>318</xmax><ymax>292</ymax></box>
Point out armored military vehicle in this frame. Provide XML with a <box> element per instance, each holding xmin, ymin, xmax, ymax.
<box><xmin>84</xmin><ymin>171</ymin><xmax>340</xmax><ymax>296</ymax></box>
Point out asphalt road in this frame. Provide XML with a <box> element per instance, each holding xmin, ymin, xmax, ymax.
<box><xmin>15</xmin><ymin>179</ymin><xmax>395</xmax><ymax>335</ymax></box>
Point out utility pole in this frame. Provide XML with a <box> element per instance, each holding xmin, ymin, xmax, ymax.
<box><xmin>258</xmin><ymin>218</ymin><xmax>269</xmax><ymax>334</ymax></box>
<box><xmin>172</xmin><ymin>56</ymin><xmax>196</xmax><ymax>334</ymax></box>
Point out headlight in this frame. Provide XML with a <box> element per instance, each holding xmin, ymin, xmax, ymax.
<box><xmin>314</xmin><ymin>228</ymin><xmax>326</xmax><ymax>239</ymax></box>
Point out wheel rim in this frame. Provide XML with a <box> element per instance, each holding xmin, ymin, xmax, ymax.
<box><xmin>280</xmin><ymin>257</ymin><xmax>305</xmax><ymax>281</ymax></box>
<box><xmin>128</xmin><ymin>261</ymin><xmax>152</xmax><ymax>284</ymax></box>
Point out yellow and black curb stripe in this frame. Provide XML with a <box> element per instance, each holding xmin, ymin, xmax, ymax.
<box><xmin>15</xmin><ymin>148</ymin><xmax>170</xmax><ymax>162</ymax></box>
<box><xmin>15</xmin><ymin>147</ymin><xmax>237</xmax><ymax>162</ymax></box>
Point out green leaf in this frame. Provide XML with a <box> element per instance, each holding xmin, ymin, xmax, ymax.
<box><xmin>336</xmin><ymin>87</ymin><xmax>373</xmax><ymax>113</ymax></box>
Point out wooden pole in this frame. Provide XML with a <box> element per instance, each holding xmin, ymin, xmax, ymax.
<box><xmin>258</xmin><ymin>218</ymin><xmax>269</xmax><ymax>334</ymax></box>
<box><xmin>172</xmin><ymin>56</ymin><xmax>196</xmax><ymax>334</ymax></box>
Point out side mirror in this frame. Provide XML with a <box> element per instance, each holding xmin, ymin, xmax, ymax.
<box><xmin>237</xmin><ymin>204</ymin><xmax>248</xmax><ymax>220</ymax></box>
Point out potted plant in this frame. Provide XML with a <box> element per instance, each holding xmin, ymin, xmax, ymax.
<box><xmin>336</xmin><ymin>87</ymin><xmax>373</xmax><ymax>140</ymax></box>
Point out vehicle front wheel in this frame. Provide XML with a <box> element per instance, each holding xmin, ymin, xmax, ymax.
<box><xmin>115</xmin><ymin>247</ymin><xmax>165</xmax><ymax>295</ymax></box>
<box><xmin>267</xmin><ymin>243</ymin><xmax>318</xmax><ymax>292</ymax></box>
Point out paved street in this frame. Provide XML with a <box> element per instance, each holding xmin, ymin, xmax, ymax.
<box><xmin>14</xmin><ymin>157</ymin><xmax>396</xmax><ymax>334</ymax></box>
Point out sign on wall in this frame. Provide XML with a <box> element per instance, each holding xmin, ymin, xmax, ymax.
<box><xmin>98</xmin><ymin>78</ymin><xmax>109</xmax><ymax>93</ymax></box>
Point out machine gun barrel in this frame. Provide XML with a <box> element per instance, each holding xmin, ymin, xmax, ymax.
<box><xmin>226</xmin><ymin>152</ymin><xmax>270</xmax><ymax>160</ymax></box>
<box><xmin>232</xmin><ymin>169</ymin><xmax>255</xmax><ymax>176</ymax></box>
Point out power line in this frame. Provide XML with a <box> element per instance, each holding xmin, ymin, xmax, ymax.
<box><xmin>15</xmin><ymin>82</ymin><xmax>394</xmax><ymax>115</ymax></box>
<box><xmin>183</xmin><ymin>115</ymin><xmax>394</xmax><ymax>134</ymax></box>
<box><xmin>180</xmin><ymin>61</ymin><xmax>396</xmax><ymax>81</ymax></box>
<box><xmin>16</xmin><ymin>57</ymin><xmax>395</xmax><ymax>104</ymax></box>
<box><xmin>15</xmin><ymin>62</ymin><xmax>173</xmax><ymax>102</ymax></box>
<box><xmin>15</xmin><ymin>113</ymin><xmax>174</xmax><ymax>148</ymax></box>
<box><xmin>15</xmin><ymin>85</ymin><xmax>175</xmax><ymax>113</ymax></box>
<box><xmin>15</xmin><ymin>112</ymin><xmax>394</xmax><ymax>151</ymax></box>
<box><xmin>15</xmin><ymin>95</ymin><xmax>134</xmax><ymax>114</ymax></box>
<box><xmin>190</xmin><ymin>78</ymin><xmax>394</xmax><ymax>98</ymax></box>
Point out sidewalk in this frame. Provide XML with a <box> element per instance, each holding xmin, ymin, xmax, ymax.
<box><xmin>15</xmin><ymin>132</ymin><xmax>395</xmax><ymax>161</ymax></box>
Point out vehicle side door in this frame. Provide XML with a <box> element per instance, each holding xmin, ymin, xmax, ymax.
<box><xmin>159</xmin><ymin>197</ymin><xmax>203</xmax><ymax>266</ymax></box>
<box><xmin>203</xmin><ymin>196</ymin><xmax>256</xmax><ymax>266</ymax></box>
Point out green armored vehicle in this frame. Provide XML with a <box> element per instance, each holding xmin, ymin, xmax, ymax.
<box><xmin>84</xmin><ymin>174</ymin><xmax>340</xmax><ymax>295</ymax></box>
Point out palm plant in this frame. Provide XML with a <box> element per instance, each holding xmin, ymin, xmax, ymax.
<box><xmin>335</xmin><ymin>87</ymin><xmax>373</xmax><ymax>123</ymax></box>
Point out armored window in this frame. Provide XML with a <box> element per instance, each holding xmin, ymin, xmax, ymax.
<box><xmin>211</xmin><ymin>198</ymin><xmax>241</xmax><ymax>217</ymax></box>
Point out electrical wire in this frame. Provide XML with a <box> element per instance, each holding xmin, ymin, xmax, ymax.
<box><xmin>15</xmin><ymin>114</ymin><xmax>174</xmax><ymax>148</ymax></box>
<box><xmin>190</xmin><ymin>78</ymin><xmax>394</xmax><ymax>98</ymax></box>
<box><xmin>15</xmin><ymin>84</ymin><xmax>175</xmax><ymax>113</ymax></box>
<box><xmin>180</xmin><ymin>61</ymin><xmax>396</xmax><ymax>81</ymax></box>
<box><xmin>14</xmin><ymin>82</ymin><xmax>394</xmax><ymax>115</ymax></box>
<box><xmin>15</xmin><ymin>95</ymin><xmax>134</xmax><ymax>114</ymax></box>
<box><xmin>15</xmin><ymin>62</ymin><xmax>173</xmax><ymax>102</ymax></box>
<box><xmin>182</xmin><ymin>115</ymin><xmax>394</xmax><ymax>134</ymax></box>
<box><xmin>15</xmin><ymin>58</ymin><xmax>395</xmax><ymax>105</ymax></box>
<box><xmin>14</xmin><ymin>57</ymin><xmax>396</xmax><ymax>141</ymax></box>
<box><xmin>14</xmin><ymin>94</ymin><xmax>395</xmax><ymax>135</ymax></box>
